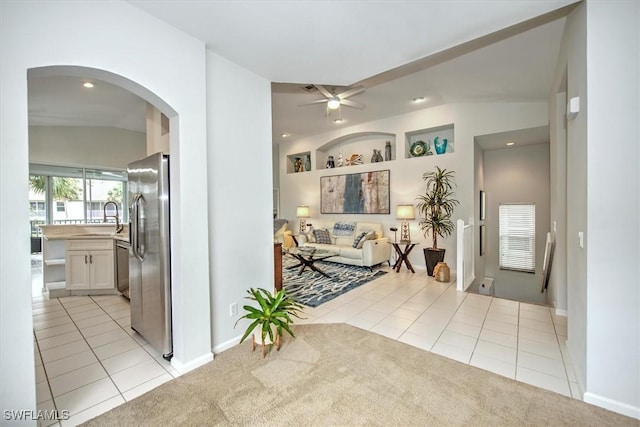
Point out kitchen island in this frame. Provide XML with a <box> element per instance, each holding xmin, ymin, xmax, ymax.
<box><xmin>40</xmin><ymin>224</ymin><xmax>129</xmax><ymax>298</ymax></box>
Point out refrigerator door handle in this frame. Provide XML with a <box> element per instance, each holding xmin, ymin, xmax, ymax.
<box><xmin>131</xmin><ymin>193</ymin><xmax>145</xmax><ymax>262</ymax></box>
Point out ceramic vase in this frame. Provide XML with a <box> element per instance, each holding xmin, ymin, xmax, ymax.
<box><xmin>304</xmin><ymin>155</ymin><xmax>311</xmax><ymax>172</ymax></box>
<box><xmin>434</xmin><ymin>137</ymin><xmax>448</xmax><ymax>155</ymax></box>
<box><xmin>384</xmin><ymin>141</ymin><xmax>392</xmax><ymax>161</ymax></box>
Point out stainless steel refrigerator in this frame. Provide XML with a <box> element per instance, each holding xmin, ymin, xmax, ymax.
<box><xmin>128</xmin><ymin>152</ymin><xmax>172</xmax><ymax>360</ymax></box>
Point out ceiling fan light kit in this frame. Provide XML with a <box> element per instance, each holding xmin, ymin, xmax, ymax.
<box><xmin>327</xmin><ymin>98</ymin><xmax>341</xmax><ymax>110</ymax></box>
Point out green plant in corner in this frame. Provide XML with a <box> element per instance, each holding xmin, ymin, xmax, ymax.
<box><xmin>234</xmin><ymin>288</ymin><xmax>304</xmax><ymax>358</ymax></box>
<box><xmin>416</xmin><ymin>166</ymin><xmax>459</xmax><ymax>275</ymax></box>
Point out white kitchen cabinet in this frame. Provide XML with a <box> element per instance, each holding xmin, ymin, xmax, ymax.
<box><xmin>65</xmin><ymin>239</ymin><xmax>115</xmax><ymax>291</ymax></box>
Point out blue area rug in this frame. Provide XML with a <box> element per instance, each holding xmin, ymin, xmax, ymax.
<box><xmin>283</xmin><ymin>255</ymin><xmax>387</xmax><ymax>307</ymax></box>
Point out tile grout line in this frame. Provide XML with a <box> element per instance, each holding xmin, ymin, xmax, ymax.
<box><xmin>467</xmin><ymin>296</ymin><xmax>493</xmax><ymax>366</ymax></box>
<box><xmin>43</xmin><ymin>296</ymin><xmax>125</xmax><ymax>414</ymax></box>
<box><xmin>548</xmin><ymin>307</ymin><xmax>574</xmax><ymax>397</ymax></box>
<box><xmin>33</xmin><ymin>328</ymin><xmax>58</xmax><ymax>415</ymax></box>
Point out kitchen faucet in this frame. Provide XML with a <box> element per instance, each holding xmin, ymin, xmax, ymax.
<box><xmin>103</xmin><ymin>201</ymin><xmax>124</xmax><ymax>233</ymax></box>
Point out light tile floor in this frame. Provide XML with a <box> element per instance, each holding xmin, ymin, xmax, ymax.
<box><xmin>32</xmin><ymin>294</ymin><xmax>179</xmax><ymax>427</ymax></box>
<box><xmin>296</xmin><ymin>265</ymin><xmax>579</xmax><ymax>400</ymax></box>
<box><xmin>31</xmin><ymin>260</ymin><xmax>578</xmax><ymax>426</ymax></box>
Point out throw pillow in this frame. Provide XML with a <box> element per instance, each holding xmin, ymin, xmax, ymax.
<box><xmin>333</xmin><ymin>221</ymin><xmax>356</xmax><ymax>237</ymax></box>
<box><xmin>352</xmin><ymin>230</ymin><xmax>375</xmax><ymax>249</ymax></box>
<box><xmin>313</xmin><ymin>228</ymin><xmax>333</xmax><ymax>245</ymax></box>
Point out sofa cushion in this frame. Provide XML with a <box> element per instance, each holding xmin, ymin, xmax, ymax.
<box><xmin>354</xmin><ymin>222</ymin><xmax>384</xmax><ymax>239</ymax></box>
<box><xmin>313</xmin><ymin>228</ymin><xmax>333</xmax><ymax>245</ymax></box>
<box><xmin>339</xmin><ymin>246</ymin><xmax>364</xmax><ymax>260</ymax></box>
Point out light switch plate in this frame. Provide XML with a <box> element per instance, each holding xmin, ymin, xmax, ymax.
<box><xmin>578</xmin><ymin>231</ymin><xmax>584</xmax><ymax>248</ymax></box>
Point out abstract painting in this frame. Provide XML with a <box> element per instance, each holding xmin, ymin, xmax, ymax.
<box><xmin>320</xmin><ymin>170</ymin><xmax>390</xmax><ymax>214</ymax></box>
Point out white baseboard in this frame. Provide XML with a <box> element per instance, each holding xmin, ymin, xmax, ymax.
<box><xmin>584</xmin><ymin>392</ymin><xmax>640</xmax><ymax>420</ymax></box>
<box><xmin>213</xmin><ymin>335</ymin><xmax>242</xmax><ymax>354</ymax></box>
<box><xmin>555</xmin><ymin>308</ymin><xmax>568</xmax><ymax>317</ymax></box>
<box><xmin>171</xmin><ymin>351</ymin><xmax>214</xmax><ymax>374</ymax></box>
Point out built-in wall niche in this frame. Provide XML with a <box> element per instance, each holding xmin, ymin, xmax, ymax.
<box><xmin>405</xmin><ymin>124</ymin><xmax>454</xmax><ymax>159</ymax></box>
<box><xmin>316</xmin><ymin>131</ymin><xmax>396</xmax><ymax>169</ymax></box>
<box><xmin>286</xmin><ymin>151</ymin><xmax>311</xmax><ymax>174</ymax></box>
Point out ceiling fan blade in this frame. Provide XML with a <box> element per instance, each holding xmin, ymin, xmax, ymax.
<box><xmin>298</xmin><ymin>99</ymin><xmax>329</xmax><ymax>107</ymax></box>
<box><xmin>314</xmin><ymin>84</ymin><xmax>333</xmax><ymax>99</ymax></box>
<box><xmin>340</xmin><ymin>99</ymin><xmax>366</xmax><ymax>110</ymax></box>
<box><xmin>337</xmin><ymin>85</ymin><xmax>365</xmax><ymax>100</ymax></box>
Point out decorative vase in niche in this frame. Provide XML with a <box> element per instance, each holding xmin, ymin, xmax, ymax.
<box><xmin>384</xmin><ymin>141</ymin><xmax>392</xmax><ymax>161</ymax></box>
<box><xmin>304</xmin><ymin>155</ymin><xmax>311</xmax><ymax>172</ymax></box>
<box><xmin>326</xmin><ymin>156</ymin><xmax>335</xmax><ymax>168</ymax></box>
<box><xmin>293</xmin><ymin>157</ymin><xmax>302</xmax><ymax>173</ymax></box>
<box><xmin>434</xmin><ymin>137</ymin><xmax>448</xmax><ymax>155</ymax></box>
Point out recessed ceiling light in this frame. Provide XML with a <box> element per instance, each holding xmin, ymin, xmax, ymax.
<box><xmin>333</xmin><ymin>118</ymin><xmax>344</xmax><ymax>124</ymax></box>
<box><xmin>83</xmin><ymin>82</ymin><xmax>94</xmax><ymax>88</ymax></box>
<box><xmin>412</xmin><ymin>97</ymin><xmax>425</xmax><ymax>103</ymax></box>
<box><xmin>506</xmin><ymin>142</ymin><xmax>515</xmax><ymax>146</ymax></box>
<box><xmin>281</xmin><ymin>133</ymin><xmax>289</xmax><ymax>138</ymax></box>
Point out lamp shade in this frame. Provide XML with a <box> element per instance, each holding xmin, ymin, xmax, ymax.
<box><xmin>296</xmin><ymin>206</ymin><xmax>310</xmax><ymax>218</ymax></box>
<box><xmin>396</xmin><ymin>204</ymin><xmax>415</xmax><ymax>220</ymax></box>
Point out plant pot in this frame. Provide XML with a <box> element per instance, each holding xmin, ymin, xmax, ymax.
<box><xmin>424</xmin><ymin>248</ymin><xmax>445</xmax><ymax>276</ymax></box>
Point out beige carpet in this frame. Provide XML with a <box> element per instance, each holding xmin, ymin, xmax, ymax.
<box><xmin>84</xmin><ymin>324</ymin><xmax>636</xmax><ymax>426</ymax></box>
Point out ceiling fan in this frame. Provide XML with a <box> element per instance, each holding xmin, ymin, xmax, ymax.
<box><xmin>299</xmin><ymin>84</ymin><xmax>366</xmax><ymax>110</ymax></box>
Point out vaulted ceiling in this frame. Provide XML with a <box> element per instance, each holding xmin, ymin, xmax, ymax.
<box><xmin>27</xmin><ymin>1</ymin><xmax>580</xmax><ymax>144</ymax></box>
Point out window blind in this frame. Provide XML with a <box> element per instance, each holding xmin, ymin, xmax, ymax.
<box><xmin>499</xmin><ymin>204</ymin><xmax>535</xmax><ymax>273</ymax></box>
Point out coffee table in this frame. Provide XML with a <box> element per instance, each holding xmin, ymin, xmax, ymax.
<box><xmin>286</xmin><ymin>247</ymin><xmax>338</xmax><ymax>279</ymax></box>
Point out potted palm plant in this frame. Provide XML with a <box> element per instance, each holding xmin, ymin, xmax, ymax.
<box><xmin>416</xmin><ymin>166</ymin><xmax>459</xmax><ymax>276</ymax></box>
<box><xmin>235</xmin><ymin>287</ymin><xmax>304</xmax><ymax>358</ymax></box>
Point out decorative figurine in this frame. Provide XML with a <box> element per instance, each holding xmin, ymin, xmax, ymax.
<box><xmin>371</xmin><ymin>149</ymin><xmax>383</xmax><ymax>163</ymax></box>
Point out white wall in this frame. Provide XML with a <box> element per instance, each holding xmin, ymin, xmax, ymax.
<box><xmin>206</xmin><ymin>50</ymin><xmax>274</xmax><ymax>352</ymax></box>
<box><xmin>550</xmin><ymin>1</ymin><xmax>589</xmax><ymax>399</ymax></box>
<box><xmin>483</xmin><ymin>143</ymin><xmax>550</xmax><ymax>304</ymax></box>
<box><xmin>279</xmin><ymin>102</ymin><xmax>548</xmax><ymax>271</ymax></box>
<box><xmin>548</xmin><ymin>88</ymin><xmax>568</xmax><ymax>313</ymax></box>
<box><xmin>0</xmin><ymin>0</ymin><xmax>213</xmax><ymax>417</ymax></box>
<box><xmin>29</xmin><ymin>126</ymin><xmax>146</xmax><ymax>169</ymax></box>
<box><xmin>550</xmin><ymin>0</ymin><xmax>640</xmax><ymax>418</ymax></box>
<box><xmin>583</xmin><ymin>0</ymin><xmax>639</xmax><ymax>417</ymax></box>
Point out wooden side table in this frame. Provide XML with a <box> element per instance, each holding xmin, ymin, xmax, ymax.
<box><xmin>389</xmin><ymin>242</ymin><xmax>418</xmax><ymax>273</ymax></box>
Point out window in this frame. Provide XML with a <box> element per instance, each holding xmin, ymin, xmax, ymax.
<box><xmin>499</xmin><ymin>204</ymin><xmax>535</xmax><ymax>273</ymax></box>
<box><xmin>29</xmin><ymin>164</ymin><xmax>128</xmax><ymax>225</ymax></box>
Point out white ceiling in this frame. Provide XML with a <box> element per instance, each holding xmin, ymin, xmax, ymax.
<box><xmin>28</xmin><ymin>76</ymin><xmax>147</xmax><ymax>133</ymax></box>
<box><xmin>27</xmin><ymin>0</ymin><xmax>580</xmax><ymax>145</ymax></box>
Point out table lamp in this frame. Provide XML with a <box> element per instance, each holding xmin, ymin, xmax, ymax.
<box><xmin>396</xmin><ymin>204</ymin><xmax>415</xmax><ymax>244</ymax></box>
<box><xmin>296</xmin><ymin>205</ymin><xmax>310</xmax><ymax>233</ymax></box>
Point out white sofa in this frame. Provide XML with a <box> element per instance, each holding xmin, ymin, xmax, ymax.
<box><xmin>296</xmin><ymin>221</ymin><xmax>390</xmax><ymax>268</ymax></box>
